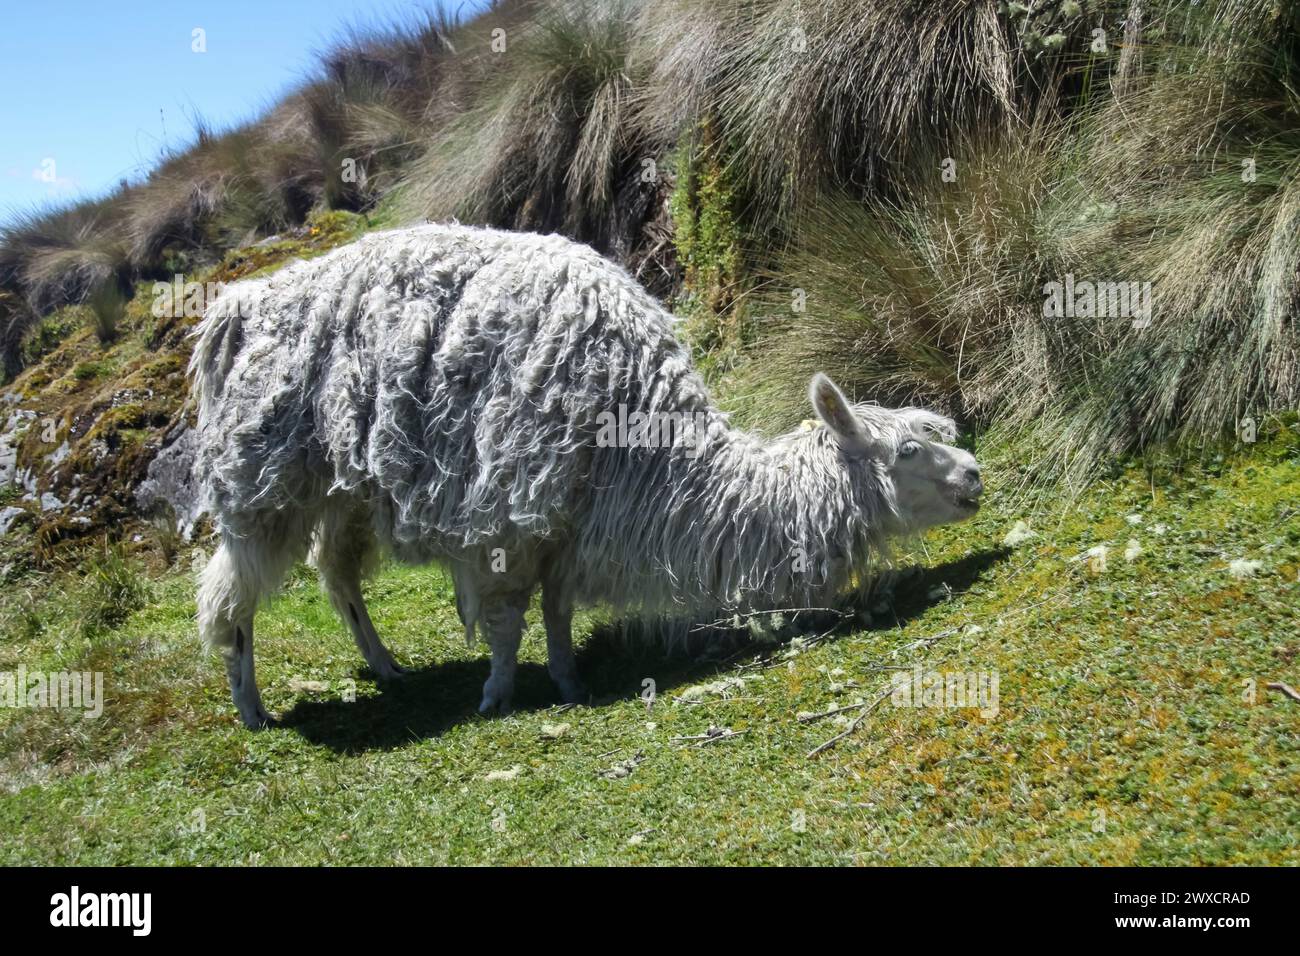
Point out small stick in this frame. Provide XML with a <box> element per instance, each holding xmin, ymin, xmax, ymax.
<box><xmin>693</xmin><ymin>730</ymin><xmax>746</xmax><ymax>746</ymax></box>
<box><xmin>806</xmin><ymin>687</ymin><xmax>893</xmax><ymax>758</ymax></box>
<box><xmin>797</xmin><ymin>703</ymin><xmax>868</xmax><ymax>724</ymax></box>
<box><xmin>669</xmin><ymin>728</ymin><xmax>746</xmax><ymax>745</ymax></box>
<box><xmin>899</xmin><ymin>627</ymin><xmax>961</xmax><ymax>653</ymax></box>
<box><xmin>1266</xmin><ymin>682</ymin><xmax>1300</xmax><ymax>703</ymax></box>
<box><xmin>689</xmin><ymin>607</ymin><xmax>851</xmax><ymax>633</ymax></box>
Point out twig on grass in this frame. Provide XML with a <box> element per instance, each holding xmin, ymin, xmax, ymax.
<box><xmin>797</xmin><ymin>703</ymin><xmax>869</xmax><ymax>723</ymax></box>
<box><xmin>806</xmin><ymin>686</ymin><xmax>894</xmax><ymax>758</ymax></box>
<box><xmin>899</xmin><ymin>627</ymin><xmax>961</xmax><ymax>653</ymax></box>
<box><xmin>671</xmin><ymin>695</ymin><xmax>765</xmax><ymax>706</ymax></box>
<box><xmin>1266</xmin><ymin>681</ymin><xmax>1300</xmax><ymax>703</ymax></box>
<box><xmin>689</xmin><ymin>607</ymin><xmax>851</xmax><ymax>633</ymax></box>
<box><xmin>670</xmin><ymin>726</ymin><xmax>747</xmax><ymax>746</ymax></box>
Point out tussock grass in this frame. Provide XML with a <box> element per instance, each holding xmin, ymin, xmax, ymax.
<box><xmin>399</xmin><ymin>0</ymin><xmax>650</xmax><ymax>248</ymax></box>
<box><xmin>637</xmin><ymin>0</ymin><xmax>1039</xmax><ymax>221</ymax></box>
<box><xmin>0</xmin><ymin>197</ymin><xmax>131</xmax><ymax>319</ymax></box>
<box><xmin>0</xmin><ymin>290</ymin><xmax>34</xmax><ymax>380</ymax></box>
<box><xmin>739</xmin><ymin>130</ymin><xmax>1065</xmax><ymax>428</ymax></box>
<box><xmin>737</xmin><ymin>1</ymin><xmax>1300</xmax><ymax>489</ymax></box>
<box><xmin>73</xmin><ymin>543</ymin><xmax>152</xmax><ymax>641</ymax></box>
<box><xmin>299</xmin><ymin>11</ymin><xmax>463</xmax><ymax>210</ymax></box>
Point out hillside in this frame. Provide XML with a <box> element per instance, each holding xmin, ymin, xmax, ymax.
<box><xmin>0</xmin><ymin>211</ymin><xmax>368</xmax><ymax>574</ymax></box>
<box><xmin>1</xmin><ymin>424</ymin><xmax>1297</xmax><ymax>863</ymax></box>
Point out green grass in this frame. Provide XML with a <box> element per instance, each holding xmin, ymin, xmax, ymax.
<box><xmin>1</xmin><ymin>429</ymin><xmax>1298</xmax><ymax>865</ymax></box>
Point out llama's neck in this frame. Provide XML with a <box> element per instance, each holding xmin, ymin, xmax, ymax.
<box><xmin>573</xmin><ymin>412</ymin><xmax>891</xmax><ymax>613</ymax></box>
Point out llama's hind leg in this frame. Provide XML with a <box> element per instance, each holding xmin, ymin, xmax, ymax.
<box><xmin>313</xmin><ymin>511</ymin><xmax>406</xmax><ymax>679</ymax></box>
<box><xmin>225</xmin><ymin>623</ymin><xmax>269</xmax><ymax>729</ymax></box>
<box><xmin>478</xmin><ymin>591</ymin><xmax>530</xmax><ymax>716</ymax></box>
<box><xmin>542</xmin><ymin>585</ymin><xmax>587</xmax><ymax>705</ymax></box>
<box><xmin>198</xmin><ymin>537</ymin><xmax>290</xmax><ymax>729</ymax></box>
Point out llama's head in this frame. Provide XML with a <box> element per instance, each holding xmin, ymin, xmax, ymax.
<box><xmin>808</xmin><ymin>373</ymin><xmax>983</xmax><ymax>533</ymax></box>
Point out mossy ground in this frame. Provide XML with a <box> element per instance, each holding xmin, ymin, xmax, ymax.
<box><xmin>1</xmin><ymin>425</ymin><xmax>1296</xmax><ymax>865</ymax></box>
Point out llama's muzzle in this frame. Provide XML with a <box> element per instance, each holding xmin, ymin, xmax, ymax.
<box><xmin>955</xmin><ymin>466</ymin><xmax>983</xmax><ymax>511</ymax></box>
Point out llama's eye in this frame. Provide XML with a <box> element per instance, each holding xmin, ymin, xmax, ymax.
<box><xmin>899</xmin><ymin>440</ymin><xmax>921</xmax><ymax>458</ymax></box>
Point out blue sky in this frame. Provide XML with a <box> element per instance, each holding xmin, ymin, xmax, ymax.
<box><xmin>0</xmin><ymin>0</ymin><xmax>487</xmax><ymax>226</ymax></box>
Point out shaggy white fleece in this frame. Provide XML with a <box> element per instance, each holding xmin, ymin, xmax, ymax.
<box><xmin>190</xmin><ymin>223</ymin><xmax>980</xmax><ymax>725</ymax></box>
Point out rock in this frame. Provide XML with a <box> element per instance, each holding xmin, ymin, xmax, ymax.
<box><xmin>289</xmin><ymin>678</ymin><xmax>329</xmax><ymax>694</ymax></box>
<box><xmin>0</xmin><ymin>506</ymin><xmax>26</xmax><ymax>534</ymax></box>
<box><xmin>135</xmin><ymin>425</ymin><xmax>204</xmax><ymax>538</ymax></box>
<box><xmin>0</xmin><ymin>409</ymin><xmax>36</xmax><ymax>487</ymax></box>
<box><xmin>1003</xmin><ymin>520</ymin><xmax>1035</xmax><ymax>547</ymax></box>
<box><xmin>46</xmin><ymin>440</ymin><xmax>71</xmax><ymax>470</ymax></box>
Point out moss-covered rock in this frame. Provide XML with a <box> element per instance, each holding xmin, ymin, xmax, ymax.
<box><xmin>1</xmin><ymin>208</ymin><xmax>376</xmax><ymax>570</ymax></box>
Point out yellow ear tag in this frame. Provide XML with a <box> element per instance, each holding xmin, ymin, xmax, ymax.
<box><xmin>799</xmin><ymin>418</ymin><xmax>821</xmax><ymax>431</ymax></box>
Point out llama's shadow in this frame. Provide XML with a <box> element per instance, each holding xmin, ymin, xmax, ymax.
<box><xmin>284</xmin><ymin>545</ymin><xmax>1011</xmax><ymax>753</ymax></box>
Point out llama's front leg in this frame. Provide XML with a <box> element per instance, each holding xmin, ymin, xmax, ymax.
<box><xmin>543</xmin><ymin>587</ymin><xmax>587</xmax><ymax>705</ymax></box>
<box><xmin>478</xmin><ymin>594</ymin><xmax>529</xmax><ymax>716</ymax></box>
<box><xmin>323</xmin><ymin>574</ymin><xmax>407</xmax><ymax>680</ymax></box>
<box><xmin>314</xmin><ymin>511</ymin><xmax>406</xmax><ymax>679</ymax></box>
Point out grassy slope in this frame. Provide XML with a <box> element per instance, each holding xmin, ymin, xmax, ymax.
<box><xmin>1</xmin><ymin>428</ymin><xmax>1297</xmax><ymax>865</ymax></box>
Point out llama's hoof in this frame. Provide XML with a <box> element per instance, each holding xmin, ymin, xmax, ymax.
<box><xmin>478</xmin><ymin>692</ymin><xmax>514</xmax><ymax>717</ymax></box>
<box><xmin>556</xmin><ymin>679</ymin><xmax>589</xmax><ymax>706</ymax></box>
<box><xmin>373</xmin><ymin>661</ymin><xmax>409</xmax><ymax>680</ymax></box>
<box><xmin>241</xmin><ymin>708</ymin><xmax>277</xmax><ymax>730</ymax></box>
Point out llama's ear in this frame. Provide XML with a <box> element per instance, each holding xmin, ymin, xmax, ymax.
<box><xmin>809</xmin><ymin>373</ymin><xmax>871</xmax><ymax>452</ymax></box>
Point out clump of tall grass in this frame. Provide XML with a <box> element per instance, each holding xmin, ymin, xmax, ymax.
<box><xmin>400</xmin><ymin>0</ymin><xmax>652</xmax><ymax>250</ymax></box>
<box><xmin>0</xmin><ymin>290</ymin><xmax>34</xmax><ymax>380</ymax></box>
<box><xmin>0</xmin><ymin>195</ymin><xmax>133</xmax><ymax>362</ymax></box>
<box><xmin>0</xmin><ymin>197</ymin><xmax>131</xmax><ymax>315</ymax></box>
<box><xmin>122</xmin><ymin>125</ymin><xmax>253</xmax><ymax>270</ymax></box>
<box><xmin>301</xmin><ymin>9</ymin><xmax>465</xmax><ymax>210</ymax></box>
<box><xmin>740</xmin><ymin>0</ymin><xmax>1300</xmax><ymax>489</ymax></box>
<box><xmin>737</xmin><ymin>126</ymin><xmax>1071</xmax><ymax>430</ymax></box>
<box><xmin>74</xmin><ymin>544</ymin><xmax>151</xmax><ymax>640</ymax></box>
<box><xmin>636</xmin><ymin>0</ymin><xmax>1091</xmax><ymax>225</ymax></box>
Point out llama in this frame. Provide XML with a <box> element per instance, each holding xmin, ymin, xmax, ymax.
<box><xmin>191</xmin><ymin>223</ymin><xmax>983</xmax><ymax>728</ymax></box>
